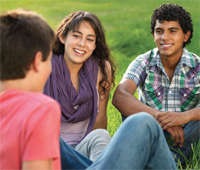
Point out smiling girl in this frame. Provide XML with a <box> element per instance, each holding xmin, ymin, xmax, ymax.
<box><xmin>44</xmin><ymin>11</ymin><xmax>115</xmax><ymax>161</ymax></box>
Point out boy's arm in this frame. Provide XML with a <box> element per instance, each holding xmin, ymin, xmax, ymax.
<box><xmin>22</xmin><ymin>160</ymin><xmax>53</xmax><ymax>170</ymax></box>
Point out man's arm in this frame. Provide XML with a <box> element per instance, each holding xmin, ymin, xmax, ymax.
<box><xmin>112</xmin><ymin>78</ymin><xmax>185</xmax><ymax>146</ymax></box>
<box><xmin>22</xmin><ymin>160</ymin><xmax>53</xmax><ymax>170</ymax></box>
<box><xmin>188</xmin><ymin>107</ymin><xmax>200</xmax><ymax>121</ymax></box>
<box><xmin>166</xmin><ymin>126</ymin><xmax>184</xmax><ymax>147</ymax></box>
<box><xmin>157</xmin><ymin>107</ymin><xmax>200</xmax><ymax>129</ymax></box>
<box><xmin>112</xmin><ymin>79</ymin><xmax>159</xmax><ymax>118</ymax></box>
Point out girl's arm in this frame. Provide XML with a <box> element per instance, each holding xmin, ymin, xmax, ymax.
<box><xmin>93</xmin><ymin>61</ymin><xmax>112</xmax><ymax>129</ymax></box>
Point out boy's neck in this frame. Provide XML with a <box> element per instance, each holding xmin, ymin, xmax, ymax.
<box><xmin>0</xmin><ymin>79</ymin><xmax>35</xmax><ymax>93</ymax></box>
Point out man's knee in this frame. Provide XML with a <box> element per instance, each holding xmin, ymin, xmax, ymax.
<box><xmin>123</xmin><ymin>112</ymin><xmax>161</xmax><ymax>133</ymax></box>
<box><xmin>126</xmin><ymin>112</ymin><xmax>157</xmax><ymax>125</ymax></box>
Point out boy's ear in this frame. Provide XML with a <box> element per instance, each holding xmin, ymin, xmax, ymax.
<box><xmin>31</xmin><ymin>51</ymin><xmax>43</xmax><ymax>72</ymax></box>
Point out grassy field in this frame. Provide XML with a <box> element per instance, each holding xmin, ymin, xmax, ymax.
<box><xmin>1</xmin><ymin>0</ymin><xmax>200</xmax><ymax>168</ymax></box>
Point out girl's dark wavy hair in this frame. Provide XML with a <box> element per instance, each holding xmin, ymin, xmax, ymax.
<box><xmin>53</xmin><ymin>11</ymin><xmax>115</xmax><ymax>91</ymax></box>
<box><xmin>151</xmin><ymin>4</ymin><xmax>193</xmax><ymax>47</ymax></box>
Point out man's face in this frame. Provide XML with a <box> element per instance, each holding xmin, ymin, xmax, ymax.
<box><xmin>153</xmin><ymin>20</ymin><xmax>190</xmax><ymax>59</ymax></box>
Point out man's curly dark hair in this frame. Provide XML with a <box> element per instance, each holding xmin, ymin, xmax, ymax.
<box><xmin>151</xmin><ymin>3</ymin><xmax>193</xmax><ymax>47</ymax></box>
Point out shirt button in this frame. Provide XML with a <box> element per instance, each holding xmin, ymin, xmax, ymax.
<box><xmin>184</xmin><ymin>94</ymin><xmax>187</xmax><ymax>97</ymax></box>
<box><xmin>157</xmin><ymin>92</ymin><xmax>160</xmax><ymax>96</ymax></box>
<box><xmin>169</xmin><ymin>90</ymin><xmax>172</xmax><ymax>94</ymax></box>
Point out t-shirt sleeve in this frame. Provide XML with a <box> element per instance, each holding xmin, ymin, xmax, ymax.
<box><xmin>122</xmin><ymin>54</ymin><xmax>147</xmax><ymax>86</ymax></box>
<box><xmin>22</xmin><ymin>101</ymin><xmax>61</xmax><ymax>161</ymax></box>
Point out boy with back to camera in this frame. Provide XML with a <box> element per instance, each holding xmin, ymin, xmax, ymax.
<box><xmin>0</xmin><ymin>9</ymin><xmax>61</xmax><ymax>170</ymax></box>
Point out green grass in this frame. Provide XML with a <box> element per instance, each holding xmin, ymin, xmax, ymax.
<box><xmin>1</xmin><ymin>0</ymin><xmax>200</xmax><ymax>168</ymax></box>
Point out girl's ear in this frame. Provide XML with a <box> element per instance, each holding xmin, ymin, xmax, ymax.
<box><xmin>59</xmin><ymin>35</ymin><xmax>65</xmax><ymax>44</ymax></box>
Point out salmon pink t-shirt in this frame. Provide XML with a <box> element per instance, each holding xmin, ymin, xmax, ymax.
<box><xmin>0</xmin><ymin>90</ymin><xmax>61</xmax><ymax>170</ymax></box>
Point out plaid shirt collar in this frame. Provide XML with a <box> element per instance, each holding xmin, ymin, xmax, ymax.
<box><xmin>149</xmin><ymin>48</ymin><xmax>196</xmax><ymax>69</ymax></box>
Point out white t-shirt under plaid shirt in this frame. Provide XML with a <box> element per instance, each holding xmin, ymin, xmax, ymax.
<box><xmin>122</xmin><ymin>48</ymin><xmax>200</xmax><ymax>112</ymax></box>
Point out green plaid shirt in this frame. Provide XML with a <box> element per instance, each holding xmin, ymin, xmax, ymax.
<box><xmin>123</xmin><ymin>48</ymin><xmax>200</xmax><ymax>112</ymax></box>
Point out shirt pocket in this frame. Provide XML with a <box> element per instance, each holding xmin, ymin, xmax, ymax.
<box><xmin>180</xmin><ymin>82</ymin><xmax>200</xmax><ymax>111</ymax></box>
<box><xmin>143</xmin><ymin>83</ymin><xmax>164</xmax><ymax>110</ymax></box>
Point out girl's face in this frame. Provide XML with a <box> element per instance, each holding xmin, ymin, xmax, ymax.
<box><xmin>60</xmin><ymin>21</ymin><xmax>96</xmax><ymax>67</ymax></box>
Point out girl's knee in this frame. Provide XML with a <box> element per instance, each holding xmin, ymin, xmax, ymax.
<box><xmin>90</xmin><ymin>129</ymin><xmax>111</xmax><ymax>141</ymax></box>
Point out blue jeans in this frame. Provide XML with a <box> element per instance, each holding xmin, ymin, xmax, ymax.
<box><xmin>60</xmin><ymin>138</ymin><xmax>92</xmax><ymax>170</ymax></box>
<box><xmin>60</xmin><ymin>113</ymin><xmax>176</xmax><ymax>170</ymax></box>
<box><xmin>123</xmin><ymin>113</ymin><xmax>200</xmax><ymax>164</ymax></box>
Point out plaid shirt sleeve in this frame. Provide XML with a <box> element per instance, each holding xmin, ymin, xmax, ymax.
<box><xmin>122</xmin><ymin>51</ymin><xmax>151</xmax><ymax>86</ymax></box>
<box><xmin>196</xmin><ymin>70</ymin><xmax>200</xmax><ymax>107</ymax></box>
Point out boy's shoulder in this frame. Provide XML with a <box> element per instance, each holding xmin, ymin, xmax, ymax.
<box><xmin>0</xmin><ymin>89</ymin><xmax>61</xmax><ymax>134</ymax></box>
<box><xmin>1</xmin><ymin>89</ymin><xmax>59</xmax><ymax>108</ymax></box>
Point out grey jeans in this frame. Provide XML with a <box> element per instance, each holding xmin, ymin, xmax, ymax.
<box><xmin>75</xmin><ymin>129</ymin><xmax>111</xmax><ymax>161</ymax></box>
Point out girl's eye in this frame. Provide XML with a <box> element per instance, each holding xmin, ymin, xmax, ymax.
<box><xmin>87</xmin><ymin>38</ymin><xmax>95</xmax><ymax>42</ymax></box>
<box><xmin>73</xmin><ymin>34</ymin><xmax>80</xmax><ymax>38</ymax></box>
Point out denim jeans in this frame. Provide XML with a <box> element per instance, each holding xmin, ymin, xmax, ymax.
<box><xmin>60</xmin><ymin>138</ymin><xmax>92</xmax><ymax>170</ymax></box>
<box><xmin>88</xmin><ymin>113</ymin><xmax>176</xmax><ymax>170</ymax></box>
<box><xmin>123</xmin><ymin>113</ymin><xmax>200</xmax><ymax>164</ymax></box>
<box><xmin>60</xmin><ymin>113</ymin><xmax>176</xmax><ymax>170</ymax></box>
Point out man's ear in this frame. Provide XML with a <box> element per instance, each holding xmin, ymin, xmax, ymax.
<box><xmin>31</xmin><ymin>51</ymin><xmax>43</xmax><ymax>72</ymax></box>
<box><xmin>184</xmin><ymin>31</ymin><xmax>191</xmax><ymax>43</ymax></box>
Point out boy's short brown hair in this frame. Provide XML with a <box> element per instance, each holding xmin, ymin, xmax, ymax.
<box><xmin>0</xmin><ymin>9</ymin><xmax>55</xmax><ymax>80</ymax></box>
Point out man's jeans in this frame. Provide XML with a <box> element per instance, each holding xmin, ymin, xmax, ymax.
<box><xmin>60</xmin><ymin>113</ymin><xmax>176</xmax><ymax>170</ymax></box>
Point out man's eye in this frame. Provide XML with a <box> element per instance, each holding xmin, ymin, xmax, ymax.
<box><xmin>156</xmin><ymin>30</ymin><xmax>162</xmax><ymax>34</ymax></box>
<box><xmin>170</xmin><ymin>30</ymin><xmax>177</xmax><ymax>33</ymax></box>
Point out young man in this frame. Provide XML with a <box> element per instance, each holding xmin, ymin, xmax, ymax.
<box><xmin>0</xmin><ymin>9</ymin><xmax>61</xmax><ymax>170</ymax></box>
<box><xmin>113</xmin><ymin>3</ymin><xmax>200</xmax><ymax>164</ymax></box>
<box><xmin>0</xmin><ymin>9</ymin><xmax>177</xmax><ymax>170</ymax></box>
